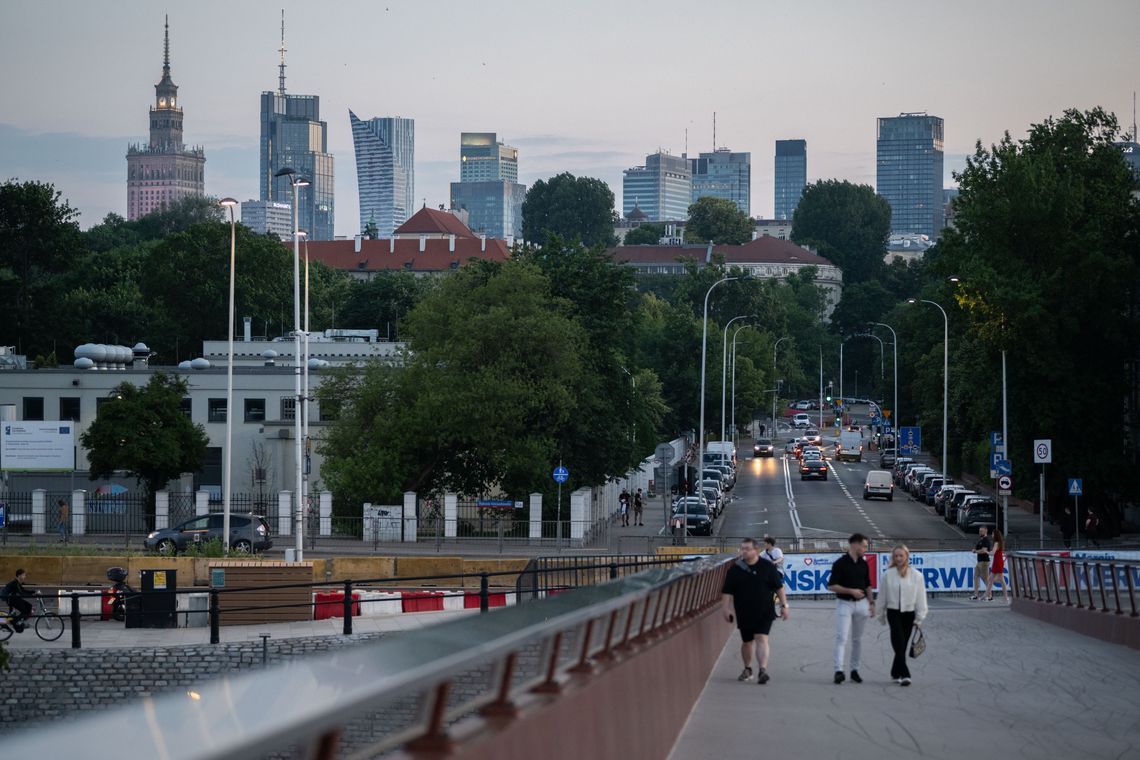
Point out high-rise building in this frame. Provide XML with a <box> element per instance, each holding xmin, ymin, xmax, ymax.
<box><xmin>240</xmin><ymin>199</ymin><xmax>293</xmax><ymax>238</ymax></box>
<box><xmin>690</xmin><ymin>149</ymin><xmax>750</xmax><ymax>215</ymax></box>
<box><xmin>126</xmin><ymin>17</ymin><xmax>205</xmax><ymax>221</ymax></box>
<box><xmin>259</xmin><ymin>15</ymin><xmax>334</xmax><ymax>240</ymax></box>
<box><xmin>623</xmin><ymin>152</ymin><xmax>692</xmax><ymax>222</ymax></box>
<box><xmin>349</xmin><ymin>112</ymin><xmax>414</xmax><ymax>238</ymax></box>
<box><xmin>449</xmin><ymin>133</ymin><xmax>525</xmax><ymax>239</ymax></box>
<box><xmin>876</xmin><ymin>114</ymin><xmax>945</xmax><ymax>238</ymax></box>
<box><xmin>774</xmin><ymin>140</ymin><xmax>807</xmax><ymax>221</ymax></box>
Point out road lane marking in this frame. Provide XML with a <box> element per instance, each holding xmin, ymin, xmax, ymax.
<box><xmin>782</xmin><ymin>455</ymin><xmax>803</xmax><ymax>541</ymax></box>
<box><xmin>828</xmin><ymin>464</ymin><xmax>885</xmax><ymax>539</ymax></box>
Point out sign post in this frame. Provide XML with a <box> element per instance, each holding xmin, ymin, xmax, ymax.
<box><xmin>1033</xmin><ymin>439</ymin><xmax>1052</xmax><ymax>548</ymax></box>
<box><xmin>553</xmin><ymin>463</ymin><xmax>568</xmax><ymax>549</ymax></box>
<box><xmin>1068</xmin><ymin>478</ymin><xmax>1082</xmax><ymax>549</ymax></box>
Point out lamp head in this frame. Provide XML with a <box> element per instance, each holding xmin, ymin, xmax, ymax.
<box><xmin>295</xmin><ymin>229</ymin><xmax>308</xmax><ymax>239</ymax></box>
<box><xmin>296</xmin><ymin>177</ymin><xmax>311</xmax><ymax>188</ymax></box>
<box><xmin>948</xmin><ymin>275</ymin><xmax>961</xmax><ymax>284</ymax></box>
<box><xmin>274</xmin><ymin>167</ymin><xmax>296</xmax><ymax>178</ymax></box>
<box><xmin>907</xmin><ymin>298</ymin><xmax>918</xmax><ymax>305</ymax></box>
<box><xmin>219</xmin><ymin>197</ymin><xmax>238</xmax><ymax>208</ymax></box>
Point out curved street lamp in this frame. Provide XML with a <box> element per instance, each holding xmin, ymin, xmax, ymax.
<box><xmin>219</xmin><ymin>198</ymin><xmax>238</xmax><ymax>555</ymax></box>
<box><xmin>907</xmin><ymin>298</ymin><xmax>949</xmax><ymax>484</ymax></box>
<box><xmin>721</xmin><ymin>314</ymin><xmax>756</xmax><ymax>446</ymax></box>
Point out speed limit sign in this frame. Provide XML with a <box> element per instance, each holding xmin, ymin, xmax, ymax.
<box><xmin>1033</xmin><ymin>439</ymin><xmax>1052</xmax><ymax>464</ymax></box>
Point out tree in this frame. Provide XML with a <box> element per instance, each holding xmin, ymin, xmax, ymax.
<box><xmin>81</xmin><ymin>373</ymin><xmax>209</xmax><ymax>526</ymax></box>
<box><xmin>792</xmin><ymin>180</ymin><xmax>891</xmax><ymax>285</ymax></box>
<box><xmin>521</xmin><ymin>172</ymin><xmax>618</xmax><ymax>247</ymax></box>
<box><xmin>684</xmin><ymin>197</ymin><xmax>754</xmax><ymax>244</ymax></box>
<box><xmin>337</xmin><ymin>271</ymin><xmax>434</xmax><ymax>339</ymax></box>
<box><xmin>622</xmin><ymin>222</ymin><xmax>666</xmax><ymax>246</ymax></box>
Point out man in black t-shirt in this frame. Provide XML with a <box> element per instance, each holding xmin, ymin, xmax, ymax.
<box><xmin>827</xmin><ymin>533</ymin><xmax>874</xmax><ymax>684</ymax></box>
<box><xmin>721</xmin><ymin>538</ymin><xmax>790</xmax><ymax>685</ymax></box>
<box><xmin>971</xmin><ymin>527</ymin><xmax>993</xmax><ymax>600</ymax></box>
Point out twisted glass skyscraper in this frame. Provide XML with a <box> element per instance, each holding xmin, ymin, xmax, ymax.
<box><xmin>350</xmin><ymin>111</ymin><xmax>415</xmax><ymax>237</ymax></box>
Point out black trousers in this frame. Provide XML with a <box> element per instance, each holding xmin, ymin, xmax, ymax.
<box><xmin>8</xmin><ymin>596</ymin><xmax>31</xmax><ymax>621</ymax></box>
<box><xmin>887</xmin><ymin>609</ymin><xmax>916</xmax><ymax>679</ymax></box>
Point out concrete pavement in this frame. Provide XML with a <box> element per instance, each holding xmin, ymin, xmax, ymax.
<box><xmin>669</xmin><ymin>599</ymin><xmax>1140</xmax><ymax>760</ymax></box>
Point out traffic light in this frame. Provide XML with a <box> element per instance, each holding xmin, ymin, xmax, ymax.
<box><xmin>826</xmin><ymin>394</ymin><xmax>832</xmax><ymax>402</ymax></box>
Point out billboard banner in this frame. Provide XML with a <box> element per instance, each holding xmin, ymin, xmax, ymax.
<box><xmin>781</xmin><ymin>551</ymin><xmax>990</xmax><ymax>595</ymax></box>
<box><xmin>1</xmin><ymin>422</ymin><xmax>75</xmax><ymax>471</ymax></box>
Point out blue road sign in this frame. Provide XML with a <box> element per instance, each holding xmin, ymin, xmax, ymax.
<box><xmin>990</xmin><ymin>431</ymin><xmax>1004</xmax><ymax>447</ymax></box>
<box><xmin>996</xmin><ymin>459</ymin><xmax>1012</xmax><ymax>476</ymax></box>
<box><xmin>899</xmin><ymin>426</ymin><xmax>922</xmax><ymax>455</ymax></box>
<box><xmin>0</xmin><ymin>503</ymin><xmax>5</xmax><ymax>529</ymax></box>
<box><xmin>1068</xmin><ymin>478</ymin><xmax>1083</xmax><ymax>497</ymax></box>
<box><xmin>553</xmin><ymin>466</ymin><xmax>569</xmax><ymax>484</ymax></box>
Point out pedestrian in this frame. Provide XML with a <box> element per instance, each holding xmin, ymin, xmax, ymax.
<box><xmin>761</xmin><ymin>536</ymin><xmax>784</xmax><ymax>568</ymax></box>
<box><xmin>827</xmin><ymin>533</ymin><xmax>874</xmax><ymax>684</ymax></box>
<box><xmin>57</xmin><ymin>498</ymin><xmax>70</xmax><ymax>543</ymax></box>
<box><xmin>1084</xmin><ymin>509</ymin><xmax>1101</xmax><ymax>547</ymax></box>
<box><xmin>1060</xmin><ymin>506</ymin><xmax>1076</xmax><ymax>548</ymax></box>
<box><xmin>633</xmin><ymin>488</ymin><xmax>644</xmax><ymax>526</ymax></box>
<box><xmin>970</xmin><ymin>526</ymin><xmax>992</xmax><ymax>600</ymax></box>
<box><xmin>721</xmin><ymin>538</ymin><xmax>790</xmax><ymax>685</ymax></box>
<box><xmin>986</xmin><ymin>529</ymin><xmax>1010</xmax><ymax>602</ymax></box>
<box><xmin>618</xmin><ymin>490</ymin><xmax>630</xmax><ymax>527</ymax></box>
<box><xmin>877</xmin><ymin>545</ymin><xmax>928</xmax><ymax>686</ymax></box>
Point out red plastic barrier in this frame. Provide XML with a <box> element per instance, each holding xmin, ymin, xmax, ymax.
<box><xmin>401</xmin><ymin>590</ymin><xmax>444</xmax><ymax>613</ymax></box>
<box><xmin>313</xmin><ymin>591</ymin><xmax>361</xmax><ymax>620</ymax></box>
<box><xmin>463</xmin><ymin>592</ymin><xmax>507</xmax><ymax>609</ymax></box>
<box><xmin>100</xmin><ymin>587</ymin><xmax>114</xmax><ymax>621</ymax></box>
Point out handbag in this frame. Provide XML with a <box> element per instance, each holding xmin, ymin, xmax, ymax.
<box><xmin>908</xmin><ymin>626</ymin><xmax>926</xmax><ymax>658</ymax></box>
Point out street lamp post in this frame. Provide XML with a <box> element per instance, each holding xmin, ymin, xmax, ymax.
<box><xmin>697</xmin><ymin>275</ymin><xmax>741</xmax><ymax>544</ymax></box>
<box><xmin>219</xmin><ymin>198</ymin><xmax>239</xmax><ymax>555</ymax></box>
<box><xmin>908</xmin><ymin>298</ymin><xmax>949</xmax><ymax>480</ymax></box>
<box><xmin>872</xmin><ymin>322</ymin><xmax>899</xmax><ymax>434</ymax></box>
<box><xmin>772</xmin><ymin>336</ymin><xmax>789</xmax><ymax>433</ymax></box>
<box><xmin>302</xmin><ymin>234</ymin><xmax>312</xmax><ymax>549</ymax></box>
<box><xmin>275</xmin><ymin>167</ymin><xmax>310</xmax><ymax>561</ymax></box>
<box><xmin>721</xmin><ymin>315</ymin><xmax>755</xmax><ymax>447</ymax></box>
<box><xmin>730</xmin><ymin>324</ymin><xmax>752</xmax><ymax>445</ymax></box>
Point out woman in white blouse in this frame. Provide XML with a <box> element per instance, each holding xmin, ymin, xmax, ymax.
<box><xmin>877</xmin><ymin>545</ymin><xmax>928</xmax><ymax>686</ymax></box>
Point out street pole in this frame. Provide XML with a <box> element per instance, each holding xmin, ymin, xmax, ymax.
<box><xmin>731</xmin><ymin>324</ymin><xmax>750</xmax><ymax>445</ymax></box>
<box><xmin>302</xmin><ymin>235</ymin><xmax>311</xmax><ymax>547</ymax></box>
<box><xmin>1039</xmin><ymin>465</ymin><xmax>1045</xmax><ymax>549</ymax></box>
<box><xmin>773</xmin><ymin>336</ymin><xmax>789</xmax><ymax>434</ymax></box>
<box><xmin>699</xmin><ymin>276</ymin><xmax>739</xmax><ymax>490</ymax></box>
<box><xmin>219</xmin><ymin>198</ymin><xmax>238</xmax><ymax>555</ymax></box>
<box><xmin>872</xmin><ymin>322</ymin><xmax>898</xmax><ymax>433</ymax></box>
<box><xmin>556</xmin><ymin>458</ymin><xmax>562</xmax><ymax>549</ymax></box>
<box><xmin>818</xmin><ymin>347</ymin><xmax>824</xmax><ymax>429</ymax></box>
<box><xmin>839</xmin><ymin>341</ymin><xmax>844</xmax><ymax>403</ymax></box>
<box><xmin>1001</xmin><ymin>348</ymin><xmax>1008</xmax><ymax>538</ymax></box>
<box><xmin>721</xmin><ymin>315</ymin><xmax>753</xmax><ymax>448</ymax></box>
<box><xmin>910</xmin><ymin>299</ymin><xmax>949</xmax><ymax>479</ymax></box>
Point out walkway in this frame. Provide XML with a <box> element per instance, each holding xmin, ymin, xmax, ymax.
<box><xmin>669</xmin><ymin>599</ymin><xmax>1140</xmax><ymax>759</ymax></box>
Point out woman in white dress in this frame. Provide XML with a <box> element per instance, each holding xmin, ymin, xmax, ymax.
<box><xmin>877</xmin><ymin>545</ymin><xmax>928</xmax><ymax>685</ymax></box>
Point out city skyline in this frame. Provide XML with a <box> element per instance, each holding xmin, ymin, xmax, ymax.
<box><xmin>1</xmin><ymin>0</ymin><xmax>1137</xmax><ymax>236</ymax></box>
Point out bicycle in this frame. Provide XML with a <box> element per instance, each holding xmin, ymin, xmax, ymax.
<box><xmin>0</xmin><ymin>594</ymin><xmax>65</xmax><ymax>642</ymax></box>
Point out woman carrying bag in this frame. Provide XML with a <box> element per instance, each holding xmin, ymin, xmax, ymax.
<box><xmin>877</xmin><ymin>545</ymin><xmax>928</xmax><ymax>686</ymax></box>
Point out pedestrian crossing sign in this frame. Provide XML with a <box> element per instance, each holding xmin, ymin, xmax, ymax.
<box><xmin>1068</xmin><ymin>478</ymin><xmax>1082</xmax><ymax>497</ymax></box>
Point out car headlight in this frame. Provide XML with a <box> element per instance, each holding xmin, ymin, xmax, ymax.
<box><xmin>147</xmin><ymin>532</ymin><xmax>158</xmax><ymax>539</ymax></box>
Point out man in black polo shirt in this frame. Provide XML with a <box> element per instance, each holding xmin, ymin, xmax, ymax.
<box><xmin>721</xmin><ymin>538</ymin><xmax>790</xmax><ymax>684</ymax></box>
<box><xmin>827</xmin><ymin>533</ymin><xmax>874</xmax><ymax>684</ymax></box>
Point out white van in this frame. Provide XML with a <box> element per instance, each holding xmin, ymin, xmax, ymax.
<box><xmin>836</xmin><ymin>429</ymin><xmax>863</xmax><ymax>462</ymax></box>
<box><xmin>864</xmin><ymin>470</ymin><xmax>894</xmax><ymax>501</ymax></box>
<box><xmin>706</xmin><ymin>440</ymin><xmax>737</xmax><ymax>468</ymax></box>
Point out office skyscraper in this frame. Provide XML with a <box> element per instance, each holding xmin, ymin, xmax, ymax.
<box><xmin>774</xmin><ymin>140</ymin><xmax>807</xmax><ymax>221</ymax></box>
<box><xmin>126</xmin><ymin>17</ymin><xmax>205</xmax><ymax>220</ymax></box>
<box><xmin>350</xmin><ymin>111</ymin><xmax>415</xmax><ymax>238</ymax></box>
<box><xmin>690</xmin><ymin>149</ymin><xmax>751</xmax><ymax>215</ymax></box>
<box><xmin>259</xmin><ymin>15</ymin><xmax>334</xmax><ymax>240</ymax></box>
<box><xmin>623</xmin><ymin>152</ymin><xmax>692</xmax><ymax>222</ymax></box>
<box><xmin>449</xmin><ymin>133</ymin><xmax>525</xmax><ymax>239</ymax></box>
<box><xmin>876</xmin><ymin>114</ymin><xmax>944</xmax><ymax>238</ymax></box>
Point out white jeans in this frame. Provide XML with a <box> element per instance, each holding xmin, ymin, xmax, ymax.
<box><xmin>834</xmin><ymin>598</ymin><xmax>870</xmax><ymax>672</ymax></box>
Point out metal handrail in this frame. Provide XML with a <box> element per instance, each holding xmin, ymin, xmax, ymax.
<box><xmin>7</xmin><ymin>554</ymin><xmax>732</xmax><ymax>760</ymax></box>
<box><xmin>1010</xmin><ymin>552</ymin><xmax>1140</xmax><ymax>618</ymax></box>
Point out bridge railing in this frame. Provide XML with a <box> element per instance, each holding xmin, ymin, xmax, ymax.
<box><xmin>1010</xmin><ymin>552</ymin><xmax>1139</xmax><ymax>616</ymax></box>
<box><xmin>8</xmin><ymin>554</ymin><xmax>733</xmax><ymax>760</ymax></box>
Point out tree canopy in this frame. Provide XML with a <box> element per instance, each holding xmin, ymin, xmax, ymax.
<box><xmin>684</xmin><ymin>197</ymin><xmax>753</xmax><ymax>245</ymax></box>
<box><xmin>792</xmin><ymin>180</ymin><xmax>891</xmax><ymax>284</ymax></box>
<box><xmin>521</xmin><ymin>172</ymin><xmax>618</xmax><ymax>247</ymax></box>
<box><xmin>623</xmin><ymin>222</ymin><xmax>666</xmax><ymax>245</ymax></box>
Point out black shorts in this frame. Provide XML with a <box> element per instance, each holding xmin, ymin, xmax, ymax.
<box><xmin>738</xmin><ymin>614</ymin><xmax>775</xmax><ymax>641</ymax></box>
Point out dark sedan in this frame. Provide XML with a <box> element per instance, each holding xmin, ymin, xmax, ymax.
<box><xmin>753</xmin><ymin>438</ymin><xmax>775</xmax><ymax>457</ymax></box>
<box><xmin>145</xmin><ymin>513</ymin><xmax>273</xmax><ymax>555</ymax></box>
<box><xmin>799</xmin><ymin>458</ymin><xmax>829</xmax><ymax>480</ymax></box>
<box><xmin>672</xmin><ymin>503</ymin><xmax>713</xmax><ymax>536</ymax></box>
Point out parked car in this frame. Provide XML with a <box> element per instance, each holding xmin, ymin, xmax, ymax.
<box><xmin>879</xmin><ymin>449</ymin><xmax>897</xmax><ymax>468</ymax></box>
<box><xmin>916</xmin><ymin>472</ymin><xmax>943</xmax><ymax>501</ymax></box>
<box><xmin>958</xmin><ymin>499</ymin><xmax>998</xmax><ymax>531</ymax></box>
<box><xmin>700</xmin><ymin>485</ymin><xmax>723</xmax><ymax>518</ymax></box>
<box><xmin>906</xmin><ymin>468</ymin><xmax>934</xmax><ymax>496</ymax></box>
<box><xmin>934</xmin><ymin>485</ymin><xmax>968</xmax><ymax>515</ymax></box>
<box><xmin>799</xmin><ymin>458</ymin><xmax>829</xmax><ymax>480</ymax></box>
<box><xmin>946</xmin><ymin>490</ymin><xmax>979</xmax><ymax>523</ymax></box>
<box><xmin>753</xmin><ymin>438</ymin><xmax>775</xmax><ymax>457</ymax></box>
<box><xmin>145</xmin><ymin>513</ymin><xmax>272</xmax><ymax>555</ymax></box>
<box><xmin>892</xmin><ymin>457</ymin><xmax>916</xmax><ymax>484</ymax></box>
<box><xmin>925</xmin><ymin>477</ymin><xmax>952</xmax><ymax>505</ymax></box>
<box><xmin>863</xmin><ymin>470</ymin><xmax>894</xmax><ymax>500</ymax></box>
<box><xmin>672</xmin><ymin>499</ymin><xmax>713</xmax><ymax>536</ymax></box>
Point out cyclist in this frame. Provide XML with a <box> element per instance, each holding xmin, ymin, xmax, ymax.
<box><xmin>2</xmin><ymin>568</ymin><xmax>36</xmax><ymax>633</ymax></box>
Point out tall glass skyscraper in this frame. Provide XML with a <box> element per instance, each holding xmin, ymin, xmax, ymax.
<box><xmin>774</xmin><ymin>140</ymin><xmax>807</xmax><ymax>221</ymax></box>
<box><xmin>449</xmin><ymin>133</ymin><xmax>525</xmax><ymax>239</ymax></box>
<box><xmin>876</xmin><ymin>114</ymin><xmax>944</xmax><ymax>238</ymax></box>
<box><xmin>690</xmin><ymin>149</ymin><xmax>751</xmax><ymax>215</ymax></box>
<box><xmin>349</xmin><ymin>111</ymin><xmax>414</xmax><ymax>238</ymax></box>
<box><xmin>259</xmin><ymin>19</ymin><xmax>334</xmax><ymax>240</ymax></box>
<box><xmin>623</xmin><ymin>152</ymin><xmax>692</xmax><ymax>221</ymax></box>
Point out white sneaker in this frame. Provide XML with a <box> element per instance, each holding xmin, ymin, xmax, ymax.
<box><xmin>900</xmin><ymin>677</ymin><xmax>912</xmax><ymax>686</ymax></box>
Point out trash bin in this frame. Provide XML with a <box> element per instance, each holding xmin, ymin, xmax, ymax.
<box><xmin>126</xmin><ymin>569</ymin><xmax>178</xmax><ymax>629</ymax></box>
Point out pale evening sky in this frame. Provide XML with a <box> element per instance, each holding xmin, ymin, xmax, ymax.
<box><xmin>1</xmin><ymin>0</ymin><xmax>1137</xmax><ymax>237</ymax></box>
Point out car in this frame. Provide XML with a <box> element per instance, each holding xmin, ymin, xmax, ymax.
<box><xmin>959</xmin><ymin>499</ymin><xmax>998</xmax><ymax>531</ymax></box>
<box><xmin>892</xmin><ymin>457</ymin><xmax>916</xmax><ymax>484</ymax></box>
<box><xmin>784</xmin><ymin>438</ymin><xmax>798</xmax><ymax>457</ymax></box>
<box><xmin>946</xmin><ymin>490</ymin><xmax>978</xmax><ymax>523</ymax></box>
<box><xmin>800</xmin><ymin>458</ymin><xmax>829</xmax><ymax>480</ymax></box>
<box><xmin>672</xmin><ymin>499</ymin><xmax>713</xmax><ymax>536</ymax></box>
<box><xmin>863</xmin><ymin>470</ymin><xmax>894</xmax><ymax>500</ymax></box>
<box><xmin>703</xmin><ymin>468</ymin><xmax>731</xmax><ymax>491</ymax></box>
<box><xmin>916</xmin><ymin>472</ymin><xmax>943</xmax><ymax>501</ymax></box>
<box><xmin>879</xmin><ymin>449</ymin><xmax>897</xmax><ymax>468</ymax></box>
<box><xmin>804</xmin><ymin>429</ymin><xmax>823</xmax><ymax>445</ymax></box>
<box><xmin>753</xmin><ymin>438</ymin><xmax>775</xmax><ymax>457</ymax></box>
<box><xmin>794</xmin><ymin>400</ymin><xmax>812</xmax><ymax>410</ymax></box>
<box><xmin>956</xmin><ymin>494</ymin><xmax>993</xmax><ymax>528</ymax></box>
<box><xmin>925</xmin><ymin>477</ymin><xmax>952</xmax><ymax>505</ymax></box>
<box><xmin>934</xmin><ymin>484</ymin><xmax>968</xmax><ymax>515</ymax></box>
<box><xmin>792</xmin><ymin>413</ymin><xmax>812</xmax><ymax>428</ymax></box>
<box><xmin>906</xmin><ymin>468</ymin><xmax>934</xmax><ymax>496</ymax></box>
<box><xmin>709</xmin><ymin>463</ymin><xmax>736</xmax><ymax>487</ymax></box>
<box><xmin>145</xmin><ymin>513</ymin><xmax>272</xmax><ymax>556</ymax></box>
<box><xmin>700</xmin><ymin>486</ymin><xmax>723</xmax><ymax>518</ymax></box>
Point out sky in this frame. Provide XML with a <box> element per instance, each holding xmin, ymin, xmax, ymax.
<box><xmin>1</xmin><ymin>0</ymin><xmax>1138</xmax><ymax>237</ymax></box>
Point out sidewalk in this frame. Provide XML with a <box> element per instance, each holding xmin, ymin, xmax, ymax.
<box><xmin>669</xmin><ymin>599</ymin><xmax>1140</xmax><ymax>759</ymax></box>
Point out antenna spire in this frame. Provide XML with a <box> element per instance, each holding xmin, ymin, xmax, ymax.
<box><xmin>713</xmin><ymin>111</ymin><xmax>717</xmax><ymax>151</ymax></box>
<box><xmin>278</xmin><ymin>9</ymin><xmax>287</xmax><ymax>96</ymax></box>
<box><xmin>163</xmin><ymin>14</ymin><xmax>171</xmax><ymax>75</ymax></box>
<box><xmin>1133</xmin><ymin>91</ymin><xmax>1137</xmax><ymax>141</ymax></box>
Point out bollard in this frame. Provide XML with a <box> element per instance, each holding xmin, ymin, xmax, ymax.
<box><xmin>531</xmin><ymin>564</ymin><xmax>540</xmax><ymax>601</ymax></box>
<box><xmin>209</xmin><ymin>588</ymin><xmax>221</xmax><ymax>645</ymax></box>
<box><xmin>343</xmin><ymin>580</ymin><xmax>353</xmax><ymax>635</ymax></box>
<box><xmin>70</xmin><ymin>593</ymin><xmax>81</xmax><ymax>649</ymax></box>
<box><xmin>259</xmin><ymin>633</ymin><xmax>271</xmax><ymax>666</ymax></box>
<box><xmin>609</xmin><ymin>562</ymin><xmax>619</xmax><ymax>580</ymax></box>
<box><xmin>480</xmin><ymin>573</ymin><xmax>490</xmax><ymax>613</ymax></box>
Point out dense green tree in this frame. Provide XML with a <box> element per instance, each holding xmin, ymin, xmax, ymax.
<box><xmin>792</xmin><ymin>180</ymin><xmax>891</xmax><ymax>284</ymax></box>
<box><xmin>337</xmin><ymin>271</ymin><xmax>434</xmax><ymax>340</ymax></box>
<box><xmin>81</xmin><ymin>373</ymin><xmax>209</xmax><ymax>526</ymax></box>
<box><xmin>0</xmin><ymin>180</ymin><xmax>84</xmax><ymax>356</ymax></box>
<box><xmin>622</xmin><ymin>222</ymin><xmax>666</xmax><ymax>245</ymax></box>
<box><xmin>521</xmin><ymin>172</ymin><xmax>618</xmax><ymax>247</ymax></box>
<box><xmin>683</xmin><ymin>197</ymin><xmax>754</xmax><ymax>245</ymax></box>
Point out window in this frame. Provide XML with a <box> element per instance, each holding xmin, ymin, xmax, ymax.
<box><xmin>22</xmin><ymin>397</ymin><xmax>44</xmax><ymax>421</ymax></box>
<box><xmin>208</xmin><ymin>398</ymin><xmax>227</xmax><ymax>423</ymax></box>
<box><xmin>59</xmin><ymin>397</ymin><xmax>80</xmax><ymax>422</ymax></box>
<box><xmin>281</xmin><ymin>397</ymin><xmax>296</xmax><ymax>421</ymax></box>
<box><xmin>179</xmin><ymin>397</ymin><xmax>192</xmax><ymax>417</ymax></box>
<box><xmin>245</xmin><ymin>398</ymin><xmax>266</xmax><ymax>422</ymax></box>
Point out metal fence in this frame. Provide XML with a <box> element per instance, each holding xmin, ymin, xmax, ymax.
<box><xmin>1010</xmin><ymin>552</ymin><xmax>1140</xmax><ymax>616</ymax></box>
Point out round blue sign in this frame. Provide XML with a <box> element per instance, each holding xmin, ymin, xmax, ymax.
<box><xmin>553</xmin><ymin>466</ymin><xmax>569</xmax><ymax>483</ymax></box>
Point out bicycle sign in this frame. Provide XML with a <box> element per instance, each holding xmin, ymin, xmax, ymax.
<box><xmin>553</xmin><ymin>466</ymin><xmax>569</xmax><ymax>483</ymax></box>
